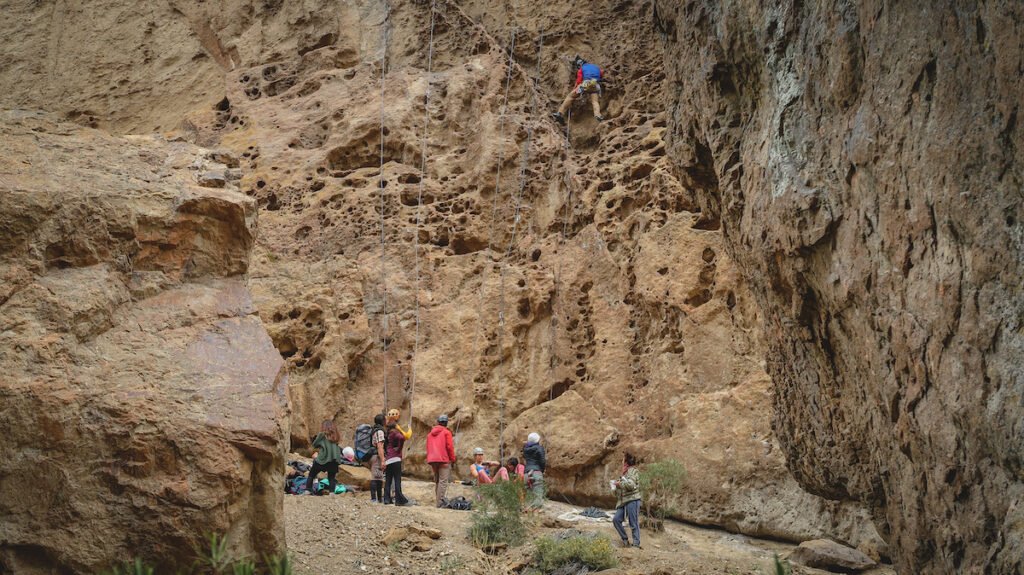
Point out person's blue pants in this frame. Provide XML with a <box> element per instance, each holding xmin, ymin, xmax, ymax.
<box><xmin>613</xmin><ymin>500</ymin><xmax>641</xmax><ymax>545</ymax></box>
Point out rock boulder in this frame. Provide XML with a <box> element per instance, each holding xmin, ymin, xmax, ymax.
<box><xmin>0</xmin><ymin>112</ymin><xmax>288</xmax><ymax>573</ymax></box>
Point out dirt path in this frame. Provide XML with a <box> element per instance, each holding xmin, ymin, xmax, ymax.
<box><xmin>285</xmin><ymin>479</ymin><xmax>896</xmax><ymax>575</ymax></box>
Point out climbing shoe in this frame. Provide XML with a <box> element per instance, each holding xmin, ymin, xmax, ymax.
<box><xmin>595</xmin><ymin>115</ymin><xmax>606</xmax><ymax>122</ymax></box>
<box><xmin>552</xmin><ymin>112</ymin><xmax>566</xmax><ymax>125</ymax></box>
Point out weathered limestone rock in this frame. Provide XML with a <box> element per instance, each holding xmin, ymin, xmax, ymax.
<box><xmin>654</xmin><ymin>0</ymin><xmax>1024</xmax><ymax>572</ymax></box>
<box><xmin>0</xmin><ymin>112</ymin><xmax>288</xmax><ymax>573</ymax></box>
<box><xmin>788</xmin><ymin>539</ymin><xmax>876</xmax><ymax>572</ymax></box>
<box><xmin>0</xmin><ymin>0</ymin><xmax>904</xmax><ymax>557</ymax></box>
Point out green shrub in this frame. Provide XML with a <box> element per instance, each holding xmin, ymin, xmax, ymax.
<box><xmin>97</xmin><ymin>538</ymin><xmax>293</xmax><ymax>575</ymax></box>
<box><xmin>532</xmin><ymin>535</ymin><xmax>617</xmax><ymax>572</ymax></box>
<box><xmin>638</xmin><ymin>459</ymin><xmax>686</xmax><ymax>519</ymax></box>
<box><xmin>264</xmin><ymin>554</ymin><xmax>294</xmax><ymax>575</ymax></box>
<box><xmin>771</xmin><ymin>554</ymin><xmax>793</xmax><ymax>575</ymax></box>
<box><xmin>195</xmin><ymin>533</ymin><xmax>232</xmax><ymax>574</ymax></box>
<box><xmin>468</xmin><ymin>480</ymin><xmax>527</xmax><ymax>547</ymax></box>
<box><xmin>103</xmin><ymin>558</ymin><xmax>155</xmax><ymax>575</ymax></box>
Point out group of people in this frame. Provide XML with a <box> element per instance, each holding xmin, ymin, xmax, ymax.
<box><xmin>423</xmin><ymin>413</ymin><xmax>548</xmax><ymax>511</ymax></box>
<box><xmin>305</xmin><ymin>408</ymin><xmax>643</xmax><ymax>548</ymax></box>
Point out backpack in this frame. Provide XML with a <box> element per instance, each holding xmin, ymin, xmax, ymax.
<box><xmin>444</xmin><ymin>496</ymin><xmax>473</xmax><ymax>511</ymax></box>
<box><xmin>354</xmin><ymin>423</ymin><xmax>374</xmax><ymax>462</ymax></box>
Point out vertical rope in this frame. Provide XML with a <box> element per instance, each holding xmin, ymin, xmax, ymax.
<box><xmin>550</xmin><ymin>56</ymin><xmax>576</xmax><ymax>404</ymax></box>
<box><xmin>378</xmin><ymin>3</ymin><xmax>391</xmax><ymax>414</ymax></box>
<box><xmin>410</xmin><ymin>0</ymin><xmax>438</xmax><ymax>444</ymax></box>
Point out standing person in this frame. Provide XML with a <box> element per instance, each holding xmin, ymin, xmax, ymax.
<box><xmin>387</xmin><ymin>408</ymin><xmax>412</xmax><ymax>440</ymax></box>
<box><xmin>552</xmin><ymin>55</ymin><xmax>605</xmax><ymax>124</ymax></box>
<box><xmin>383</xmin><ymin>422</ymin><xmax>412</xmax><ymax>506</ymax></box>
<box><xmin>522</xmin><ymin>432</ymin><xmax>547</xmax><ymax>510</ymax></box>
<box><xmin>425</xmin><ymin>413</ymin><xmax>457</xmax><ymax>507</ymax></box>
<box><xmin>369</xmin><ymin>413</ymin><xmax>386</xmax><ymax>503</ymax></box>
<box><xmin>469</xmin><ymin>447</ymin><xmax>501</xmax><ymax>485</ymax></box>
<box><xmin>306</xmin><ymin>420</ymin><xmax>342</xmax><ymax>495</ymax></box>
<box><xmin>611</xmin><ymin>452</ymin><xmax>642</xmax><ymax>548</ymax></box>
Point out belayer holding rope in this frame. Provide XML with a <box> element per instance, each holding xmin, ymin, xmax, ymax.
<box><xmin>552</xmin><ymin>55</ymin><xmax>605</xmax><ymax>125</ymax></box>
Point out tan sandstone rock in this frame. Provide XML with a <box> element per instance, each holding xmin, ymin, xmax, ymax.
<box><xmin>0</xmin><ymin>112</ymin><xmax>287</xmax><ymax>573</ymax></box>
<box><xmin>654</xmin><ymin>0</ymin><xmax>1024</xmax><ymax>572</ymax></box>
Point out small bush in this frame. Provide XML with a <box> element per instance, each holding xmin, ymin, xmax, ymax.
<box><xmin>638</xmin><ymin>459</ymin><xmax>686</xmax><ymax>519</ymax></box>
<box><xmin>771</xmin><ymin>554</ymin><xmax>793</xmax><ymax>575</ymax></box>
<box><xmin>469</xmin><ymin>480</ymin><xmax>527</xmax><ymax>547</ymax></box>
<box><xmin>532</xmin><ymin>535</ymin><xmax>617</xmax><ymax>572</ymax></box>
<box><xmin>103</xmin><ymin>558</ymin><xmax>155</xmax><ymax>575</ymax></box>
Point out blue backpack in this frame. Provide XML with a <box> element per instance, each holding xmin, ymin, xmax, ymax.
<box><xmin>580</xmin><ymin>63</ymin><xmax>601</xmax><ymax>81</ymax></box>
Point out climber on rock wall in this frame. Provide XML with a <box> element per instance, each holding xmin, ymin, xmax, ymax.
<box><xmin>552</xmin><ymin>55</ymin><xmax>605</xmax><ymax>125</ymax></box>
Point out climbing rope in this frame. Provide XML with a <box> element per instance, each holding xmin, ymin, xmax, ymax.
<box><xmin>378</xmin><ymin>3</ymin><xmax>391</xmax><ymax>414</ymax></box>
<box><xmin>494</xmin><ymin>30</ymin><xmax>544</xmax><ymax>463</ymax></box>
<box><xmin>549</xmin><ymin>56</ymin><xmax>578</xmax><ymax>404</ymax></box>
<box><xmin>409</xmin><ymin>0</ymin><xmax>439</xmax><ymax>440</ymax></box>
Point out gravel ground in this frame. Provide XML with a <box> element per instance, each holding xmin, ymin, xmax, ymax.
<box><xmin>284</xmin><ymin>478</ymin><xmax>897</xmax><ymax>575</ymax></box>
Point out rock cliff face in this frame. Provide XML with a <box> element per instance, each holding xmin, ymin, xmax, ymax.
<box><xmin>653</xmin><ymin>0</ymin><xmax>1023</xmax><ymax>572</ymax></box>
<box><xmin>0</xmin><ymin>0</ymin><xmax>902</xmax><ymax>566</ymax></box>
<box><xmin>0</xmin><ymin>112</ymin><xmax>288</xmax><ymax>572</ymax></box>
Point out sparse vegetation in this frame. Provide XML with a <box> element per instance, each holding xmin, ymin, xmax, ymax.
<box><xmin>638</xmin><ymin>459</ymin><xmax>686</xmax><ymax>519</ymax></box>
<box><xmin>439</xmin><ymin>555</ymin><xmax>466</xmax><ymax>574</ymax></box>
<box><xmin>531</xmin><ymin>535</ymin><xmax>618</xmax><ymax>573</ymax></box>
<box><xmin>468</xmin><ymin>480</ymin><xmax>527</xmax><ymax>548</ymax></box>
<box><xmin>771</xmin><ymin>554</ymin><xmax>793</xmax><ymax>575</ymax></box>
<box><xmin>98</xmin><ymin>534</ymin><xmax>293</xmax><ymax>575</ymax></box>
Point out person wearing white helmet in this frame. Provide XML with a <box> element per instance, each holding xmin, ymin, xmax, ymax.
<box><xmin>522</xmin><ymin>432</ymin><xmax>546</xmax><ymax>510</ymax></box>
<box><xmin>469</xmin><ymin>447</ymin><xmax>501</xmax><ymax>485</ymax></box>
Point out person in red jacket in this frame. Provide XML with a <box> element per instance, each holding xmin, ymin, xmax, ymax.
<box><xmin>552</xmin><ymin>55</ymin><xmax>605</xmax><ymax>125</ymax></box>
<box><xmin>425</xmin><ymin>413</ymin><xmax>457</xmax><ymax>507</ymax></box>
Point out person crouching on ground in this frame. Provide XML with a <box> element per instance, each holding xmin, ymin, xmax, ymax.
<box><xmin>522</xmin><ymin>432</ymin><xmax>547</xmax><ymax>510</ymax></box>
<box><xmin>369</xmin><ymin>413</ymin><xmax>386</xmax><ymax>503</ymax></box>
<box><xmin>426</xmin><ymin>413</ymin><xmax>456</xmax><ymax>507</ymax></box>
<box><xmin>469</xmin><ymin>447</ymin><xmax>501</xmax><ymax>485</ymax></box>
<box><xmin>383</xmin><ymin>421</ymin><xmax>411</xmax><ymax>505</ymax></box>
<box><xmin>307</xmin><ymin>420</ymin><xmax>342</xmax><ymax>494</ymax></box>
<box><xmin>495</xmin><ymin>457</ymin><xmax>524</xmax><ymax>482</ymax></box>
<box><xmin>612</xmin><ymin>452</ymin><xmax>642</xmax><ymax>548</ymax></box>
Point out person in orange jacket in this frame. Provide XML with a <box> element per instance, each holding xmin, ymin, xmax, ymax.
<box><xmin>425</xmin><ymin>414</ymin><xmax>457</xmax><ymax>507</ymax></box>
<box><xmin>552</xmin><ymin>55</ymin><xmax>605</xmax><ymax>124</ymax></box>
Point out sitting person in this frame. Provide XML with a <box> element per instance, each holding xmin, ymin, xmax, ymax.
<box><xmin>495</xmin><ymin>457</ymin><xmax>525</xmax><ymax>482</ymax></box>
<box><xmin>469</xmin><ymin>447</ymin><xmax>501</xmax><ymax>485</ymax></box>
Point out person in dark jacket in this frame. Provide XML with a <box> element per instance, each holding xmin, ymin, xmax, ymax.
<box><xmin>307</xmin><ymin>420</ymin><xmax>342</xmax><ymax>494</ymax></box>
<box><xmin>369</xmin><ymin>413</ymin><xmax>387</xmax><ymax>502</ymax></box>
<box><xmin>522</xmin><ymin>432</ymin><xmax>547</xmax><ymax>510</ymax></box>
<box><xmin>383</xmin><ymin>422</ymin><xmax>412</xmax><ymax>505</ymax></box>
<box><xmin>552</xmin><ymin>55</ymin><xmax>605</xmax><ymax>124</ymax></box>
<box><xmin>425</xmin><ymin>413</ymin><xmax>457</xmax><ymax>507</ymax></box>
<box><xmin>612</xmin><ymin>452</ymin><xmax>642</xmax><ymax>548</ymax></box>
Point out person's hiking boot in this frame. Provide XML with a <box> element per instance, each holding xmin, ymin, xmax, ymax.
<box><xmin>631</xmin><ymin>543</ymin><xmax>642</xmax><ymax>549</ymax></box>
<box><xmin>396</xmin><ymin>500</ymin><xmax>415</xmax><ymax>507</ymax></box>
<box><xmin>618</xmin><ymin>539</ymin><xmax>630</xmax><ymax>548</ymax></box>
<box><xmin>551</xmin><ymin>112</ymin><xmax>566</xmax><ymax>125</ymax></box>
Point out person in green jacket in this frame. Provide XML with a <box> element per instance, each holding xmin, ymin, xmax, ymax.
<box><xmin>611</xmin><ymin>452</ymin><xmax>642</xmax><ymax>547</ymax></box>
<box><xmin>307</xmin><ymin>420</ymin><xmax>343</xmax><ymax>494</ymax></box>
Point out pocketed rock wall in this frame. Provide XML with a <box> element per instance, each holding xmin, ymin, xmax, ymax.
<box><xmin>1</xmin><ymin>0</ymin><xmax>889</xmax><ymax>560</ymax></box>
<box><xmin>0</xmin><ymin>112</ymin><xmax>288</xmax><ymax>573</ymax></box>
<box><xmin>653</xmin><ymin>1</ymin><xmax>1023</xmax><ymax>572</ymax></box>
